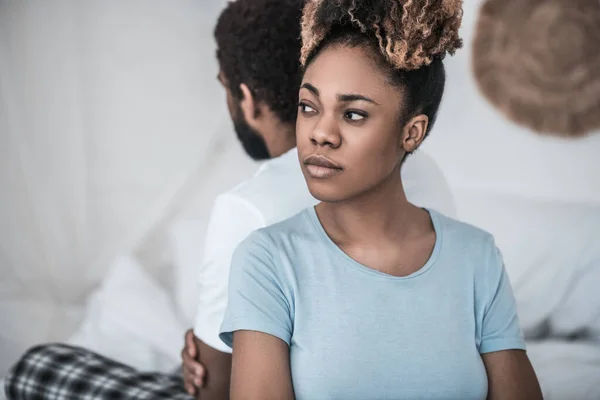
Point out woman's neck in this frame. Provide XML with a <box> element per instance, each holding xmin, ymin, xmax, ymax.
<box><xmin>317</xmin><ymin>166</ymin><xmax>418</xmax><ymax>245</ymax></box>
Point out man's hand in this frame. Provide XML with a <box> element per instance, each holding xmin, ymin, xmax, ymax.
<box><xmin>181</xmin><ymin>329</ymin><xmax>206</xmax><ymax>395</ymax></box>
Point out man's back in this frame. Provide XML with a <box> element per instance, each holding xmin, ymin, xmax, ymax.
<box><xmin>193</xmin><ymin>147</ymin><xmax>455</xmax><ymax>352</ymax></box>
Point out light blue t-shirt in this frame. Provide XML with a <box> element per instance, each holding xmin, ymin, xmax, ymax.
<box><xmin>220</xmin><ymin>207</ymin><xmax>525</xmax><ymax>400</ymax></box>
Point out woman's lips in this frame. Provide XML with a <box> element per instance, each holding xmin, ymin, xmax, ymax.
<box><xmin>303</xmin><ymin>154</ymin><xmax>343</xmax><ymax>179</ymax></box>
<box><xmin>305</xmin><ymin>164</ymin><xmax>343</xmax><ymax>179</ymax></box>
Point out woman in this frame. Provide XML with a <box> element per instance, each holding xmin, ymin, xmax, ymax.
<box><xmin>219</xmin><ymin>0</ymin><xmax>543</xmax><ymax>399</ymax></box>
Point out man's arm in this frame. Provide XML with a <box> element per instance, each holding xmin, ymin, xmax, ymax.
<box><xmin>195</xmin><ymin>336</ymin><xmax>232</xmax><ymax>400</ymax></box>
<box><xmin>482</xmin><ymin>350</ymin><xmax>542</xmax><ymax>400</ymax></box>
<box><xmin>181</xmin><ymin>330</ymin><xmax>232</xmax><ymax>399</ymax></box>
<box><xmin>189</xmin><ymin>193</ymin><xmax>266</xmax><ymax>398</ymax></box>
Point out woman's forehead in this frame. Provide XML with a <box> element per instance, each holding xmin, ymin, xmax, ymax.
<box><xmin>301</xmin><ymin>45</ymin><xmax>396</xmax><ymax>100</ymax></box>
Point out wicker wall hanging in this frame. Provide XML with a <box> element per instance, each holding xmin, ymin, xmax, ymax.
<box><xmin>472</xmin><ymin>0</ymin><xmax>600</xmax><ymax>137</ymax></box>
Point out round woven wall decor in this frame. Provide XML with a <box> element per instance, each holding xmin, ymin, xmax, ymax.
<box><xmin>472</xmin><ymin>0</ymin><xmax>600</xmax><ymax>137</ymax></box>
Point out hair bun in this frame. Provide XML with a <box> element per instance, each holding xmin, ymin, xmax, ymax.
<box><xmin>301</xmin><ymin>0</ymin><xmax>464</xmax><ymax>70</ymax></box>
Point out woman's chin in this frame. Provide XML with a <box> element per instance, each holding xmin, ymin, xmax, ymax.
<box><xmin>306</xmin><ymin>181</ymin><xmax>351</xmax><ymax>203</ymax></box>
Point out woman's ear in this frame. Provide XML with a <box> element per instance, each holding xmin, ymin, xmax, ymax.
<box><xmin>239</xmin><ymin>83</ymin><xmax>258</xmax><ymax>123</ymax></box>
<box><xmin>400</xmin><ymin>115</ymin><xmax>429</xmax><ymax>153</ymax></box>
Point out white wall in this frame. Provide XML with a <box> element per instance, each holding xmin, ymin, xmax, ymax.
<box><xmin>0</xmin><ymin>0</ymin><xmax>238</xmax><ymax>373</ymax></box>
<box><xmin>423</xmin><ymin>0</ymin><xmax>600</xmax><ymax>204</ymax></box>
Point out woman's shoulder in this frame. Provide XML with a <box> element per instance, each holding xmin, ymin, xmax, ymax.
<box><xmin>229</xmin><ymin>208</ymin><xmax>316</xmax><ymax>291</ymax></box>
<box><xmin>432</xmin><ymin>209</ymin><xmax>494</xmax><ymax>244</ymax></box>
<box><xmin>430</xmin><ymin>211</ymin><xmax>507</xmax><ymax>284</ymax></box>
<box><xmin>234</xmin><ymin>207</ymin><xmax>316</xmax><ymax>258</ymax></box>
<box><xmin>259</xmin><ymin>207</ymin><xmax>315</xmax><ymax>239</ymax></box>
<box><xmin>430</xmin><ymin>209</ymin><xmax>499</xmax><ymax>264</ymax></box>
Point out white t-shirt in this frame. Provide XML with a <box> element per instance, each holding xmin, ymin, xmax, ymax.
<box><xmin>193</xmin><ymin>147</ymin><xmax>456</xmax><ymax>353</ymax></box>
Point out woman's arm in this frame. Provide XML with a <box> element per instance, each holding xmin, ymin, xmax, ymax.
<box><xmin>482</xmin><ymin>350</ymin><xmax>542</xmax><ymax>400</ymax></box>
<box><xmin>230</xmin><ymin>330</ymin><xmax>294</xmax><ymax>400</ymax></box>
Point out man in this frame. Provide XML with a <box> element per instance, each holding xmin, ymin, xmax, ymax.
<box><xmin>4</xmin><ymin>0</ymin><xmax>454</xmax><ymax>399</ymax></box>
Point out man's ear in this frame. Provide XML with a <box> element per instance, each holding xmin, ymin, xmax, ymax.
<box><xmin>400</xmin><ymin>114</ymin><xmax>429</xmax><ymax>153</ymax></box>
<box><xmin>239</xmin><ymin>83</ymin><xmax>258</xmax><ymax>123</ymax></box>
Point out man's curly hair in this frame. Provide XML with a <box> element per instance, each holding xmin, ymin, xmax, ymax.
<box><xmin>215</xmin><ymin>0</ymin><xmax>305</xmax><ymax>123</ymax></box>
<box><xmin>300</xmin><ymin>0</ymin><xmax>463</xmax><ymax>71</ymax></box>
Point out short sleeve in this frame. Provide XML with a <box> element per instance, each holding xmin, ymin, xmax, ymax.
<box><xmin>478</xmin><ymin>244</ymin><xmax>526</xmax><ymax>354</ymax></box>
<box><xmin>219</xmin><ymin>232</ymin><xmax>293</xmax><ymax>349</ymax></box>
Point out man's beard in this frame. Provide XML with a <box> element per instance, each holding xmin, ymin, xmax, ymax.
<box><xmin>233</xmin><ymin>116</ymin><xmax>271</xmax><ymax>161</ymax></box>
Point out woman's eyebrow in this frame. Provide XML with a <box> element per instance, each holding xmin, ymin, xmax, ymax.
<box><xmin>301</xmin><ymin>83</ymin><xmax>379</xmax><ymax>105</ymax></box>
<box><xmin>300</xmin><ymin>82</ymin><xmax>319</xmax><ymax>96</ymax></box>
<box><xmin>337</xmin><ymin>93</ymin><xmax>379</xmax><ymax>105</ymax></box>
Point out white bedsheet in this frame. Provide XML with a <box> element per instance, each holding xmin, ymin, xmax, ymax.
<box><xmin>528</xmin><ymin>340</ymin><xmax>600</xmax><ymax>400</ymax></box>
<box><xmin>67</xmin><ymin>255</ymin><xmax>186</xmax><ymax>372</ymax></box>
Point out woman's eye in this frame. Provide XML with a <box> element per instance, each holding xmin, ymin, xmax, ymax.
<box><xmin>345</xmin><ymin>111</ymin><xmax>366</xmax><ymax>121</ymax></box>
<box><xmin>299</xmin><ymin>103</ymin><xmax>316</xmax><ymax>113</ymax></box>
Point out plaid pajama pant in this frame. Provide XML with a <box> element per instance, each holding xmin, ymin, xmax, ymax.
<box><xmin>4</xmin><ymin>343</ymin><xmax>194</xmax><ymax>400</ymax></box>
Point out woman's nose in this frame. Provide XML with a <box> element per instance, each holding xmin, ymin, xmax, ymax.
<box><xmin>310</xmin><ymin>115</ymin><xmax>341</xmax><ymax>148</ymax></box>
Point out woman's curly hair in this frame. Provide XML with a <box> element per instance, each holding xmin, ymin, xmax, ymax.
<box><xmin>300</xmin><ymin>0</ymin><xmax>463</xmax><ymax>70</ymax></box>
